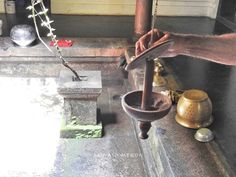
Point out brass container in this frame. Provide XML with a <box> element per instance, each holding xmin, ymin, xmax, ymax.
<box><xmin>175</xmin><ymin>89</ymin><xmax>213</xmax><ymax>129</ymax></box>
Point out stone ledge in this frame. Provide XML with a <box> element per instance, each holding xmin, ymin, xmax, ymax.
<box><xmin>57</xmin><ymin>70</ymin><xmax>102</xmax><ymax>99</ymax></box>
<box><xmin>0</xmin><ymin>56</ymin><xmax>120</xmax><ymax>63</ymax></box>
<box><xmin>0</xmin><ymin>37</ymin><xmax>130</xmax><ymax>57</ymax></box>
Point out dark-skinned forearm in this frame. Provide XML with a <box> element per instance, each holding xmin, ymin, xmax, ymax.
<box><xmin>174</xmin><ymin>33</ymin><xmax>236</xmax><ymax>65</ymax></box>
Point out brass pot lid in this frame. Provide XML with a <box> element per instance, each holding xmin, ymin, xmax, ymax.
<box><xmin>194</xmin><ymin>128</ymin><xmax>214</xmax><ymax>142</ymax></box>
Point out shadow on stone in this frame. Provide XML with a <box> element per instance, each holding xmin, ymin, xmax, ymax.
<box><xmin>98</xmin><ymin>109</ymin><xmax>117</xmax><ymax>136</ymax></box>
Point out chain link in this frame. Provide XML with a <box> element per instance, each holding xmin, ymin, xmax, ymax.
<box><xmin>150</xmin><ymin>0</ymin><xmax>159</xmax><ymax>46</ymax></box>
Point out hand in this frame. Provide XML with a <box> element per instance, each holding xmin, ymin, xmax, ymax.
<box><xmin>135</xmin><ymin>29</ymin><xmax>166</xmax><ymax>55</ymax></box>
<box><xmin>135</xmin><ymin>29</ymin><xmax>184</xmax><ymax>58</ymax></box>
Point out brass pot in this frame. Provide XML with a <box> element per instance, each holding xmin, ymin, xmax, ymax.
<box><xmin>175</xmin><ymin>89</ymin><xmax>213</xmax><ymax>129</ymax></box>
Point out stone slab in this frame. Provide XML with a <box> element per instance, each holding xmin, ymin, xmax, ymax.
<box><xmin>57</xmin><ymin>70</ymin><xmax>102</xmax><ymax>99</ymax></box>
<box><xmin>0</xmin><ymin>68</ymin><xmax>148</xmax><ymax>177</ymax></box>
<box><xmin>0</xmin><ymin>56</ymin><xmax>120</xmax><ymax>63</ymax></box>
<box><xmin>0</xmin><ymin>37</ymin><xmax>128</xmax><ymax>57</ymax></box>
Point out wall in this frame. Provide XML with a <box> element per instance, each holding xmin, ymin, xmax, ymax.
<box><xmin>51</xmin><ymin>0</ymin><xmax>220</xmax><ymax>19</ymax></box>
<box><xmin>51</xmin><ymin>0</ymin><xmax>135</xmax><ymax>16</ymax></box>
<box><xmin>158</xmin><ymin>0</ymin><xmax>220</xmax><ymax>18</ymax></box>
<box><xmin>0</xmin><ymin>0</ymin><xmax>4</xmax><ymax>13</ymax></box>
<box><xmin>0</xmin><ymin>0</ymin><xmax>220</xmax><ymax>19</ymax></box>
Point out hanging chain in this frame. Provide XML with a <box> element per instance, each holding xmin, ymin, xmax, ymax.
<box><xmin>149</xmin><ymin>0</ymin><xmax>159</xmax><ymax>47</ymax></box>
<box><xmin>27</xmin><ymin>0</ymin><xmax>84</xmax><ymax>81</ymax></box>
<box><xmin>150</xmin><ymin>0</ymin><xmax>163</xmax><ymax>73</ymax></box>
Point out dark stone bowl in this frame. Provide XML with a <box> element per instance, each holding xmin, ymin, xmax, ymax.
<box><xmin>121</xmin><ymin>90</ymin><xmax>172</xmax><ymax>122</ymax></box>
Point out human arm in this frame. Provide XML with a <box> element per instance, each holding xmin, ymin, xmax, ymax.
<box><xmin>136</xmin><ymin>29</ymin><xmax>236</xmax><ymax>65</ymax></box>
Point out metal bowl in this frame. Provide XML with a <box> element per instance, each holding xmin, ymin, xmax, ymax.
<box><xmin>10</xmin><ymin>24</ymin><xmax>36</xmax><ymax>47</ymax></box>
<box><xmin>175</xmin><ymin>89</ymin><xmax>213</xmax><ymax>129</ymax></box>
<box><xmin>121</xmin><ymin>90</ymin><xmax>172</xmax><ymax>122</ymax></box>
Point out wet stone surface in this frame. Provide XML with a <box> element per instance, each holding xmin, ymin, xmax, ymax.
<box><xmin>0</xmin><ymin>70</ymin><xmax>148</xmax><ymax>177</ymax></box>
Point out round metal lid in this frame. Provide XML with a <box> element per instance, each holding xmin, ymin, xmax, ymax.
<box><xmin>194</xmin><ymin>128</ymin><xmax>214</xmax><ymax>142</ymax></box>
<box><xmin>125</xmin><ymin>40</ymin><xmax>173</xmax><ymax>71</ymax></box>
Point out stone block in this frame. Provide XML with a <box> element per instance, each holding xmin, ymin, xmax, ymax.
<box><xmin>57</xmin><ymin>70</ymin><xmax>102</xmax><ymax>99</ymax></box>
<box><xmin>58</xmin><ymin>70</ymin><xmax>102</xmax><ymax>138</ymax></box>
<box><xmin>64</xmin><ymin>99</ymin><xmax>97</xmax><ymax>125</ymax></box>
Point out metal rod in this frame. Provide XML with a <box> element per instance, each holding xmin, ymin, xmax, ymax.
<box><xmin>139</xmin><ymin>59</ymin><xmax>155</xmax><ymax>139</ymax></box>
<box><xmin>141</xmin><ymin>59</ymin><xmax>155</xmax><ymax>110</ymax></box>
<box><xmin>134</xmin><ymin>0</ymin><xmax>153</xmax><ymax>39</ymax></box>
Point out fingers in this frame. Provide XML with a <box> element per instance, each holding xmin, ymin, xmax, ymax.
<box><xmin>139</xmin><ymin>35</ymin><xmax>148</xmax><ymax>49</ymax></box>
<box><xmin>157</xmin><ymin>31</ymin><xmax>165</xmax><ymax>39</ymax></box>
<box><xmin>136</xmin><ymin>33</ymin><xmax>150</xmax><ymax>55</ymax></box>
<box><xmin>147</xmin><ymin>28</ymin><xmax>158</xmax><ymax>36</ymax></box>
<box><xmin>153</xmin><ymin>32</ymin><xmax>171</xmax><ymax>46</ymax></box>
<box><xmin>135</xmin><ymin>36</ymin><xmax>148</xmax><ymax>56</ymax></box>
<box><xmin>135</xmin><ymin>41</ymin><xmax>141</xmax><ymax>56</ymax></box>
<box><xmin>135</xmin><ymin>29</ymin><xmax>167</xmax><ymax>56</ymax></box>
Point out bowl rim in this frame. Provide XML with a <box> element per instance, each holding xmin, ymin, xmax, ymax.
<box><xmin>182</xmin><ymin>89</ymin><xmax>208</xmax><ymax>102</ymax></box>
<box><xmin>122</xmin><ymin>90</ymin><xmax>172</xmax><ymax>113</ymax></box>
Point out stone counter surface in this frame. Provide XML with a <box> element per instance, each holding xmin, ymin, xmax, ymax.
<box><xmin>0</xmin><ymin>37</ymin><xmax>129</xmax><ymax>58</ymax></box>
<box><xmin>0</xmin><ymin>37</ymin><xmax>128</xmax><ymax>78</ymax></box>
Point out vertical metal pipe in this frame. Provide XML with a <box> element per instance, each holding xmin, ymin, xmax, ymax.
<box><xmin>141</xmin><ymin>59</ymin><xmax>155</xmax><ymax>110</ymax></box>
<box><xmin>134</xmin><ymin>0</ymin><xmax>153</xmax><ymax>40</ymax></box>
<box><xmin>139</xmin><ymin>59</ymin><xmax>154</xmax><ymax>139</ymax></box>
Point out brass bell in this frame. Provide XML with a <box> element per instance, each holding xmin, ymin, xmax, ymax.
<box><xmin>153</xmin><ymin>59</ymin><xmax>166</xmax><ymax>87</ymax></box>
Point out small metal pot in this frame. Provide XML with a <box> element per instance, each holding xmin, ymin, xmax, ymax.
<box><xmin>10</xmin><ymin>24</ymin><xmax>36</xmax><ymax>47</ymax></box>
<box><xmin>175</xmin><ymin>89</ymin><xmax>213</xmax><ymax>129</ymax></box>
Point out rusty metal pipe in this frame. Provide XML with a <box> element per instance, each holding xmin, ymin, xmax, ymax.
<box><xmin>134</xmin><ymin>0</ymin><xmax>153</xmax><ymax>40</ymax></box>
<box><xmin>141</xmin><ymin>59</ymin><xmax>155</xmax><ymax>110</ymax></box>
<box><xmin>139</xmin><ymin>59</ymin><xmax>154</xmax><ymax>139</ymax></box>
